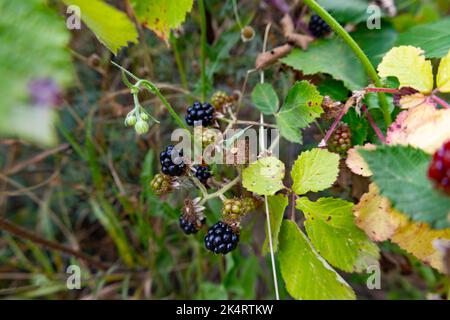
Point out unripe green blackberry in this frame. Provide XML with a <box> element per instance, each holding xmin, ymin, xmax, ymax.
<box><xmin>328</xmin><ymin>123</ymin><xmax>352</xmax><ymax>156</ymax></box>
<box><xmin>150</xmin><ymin>173</ymin><xmax>173</xmax><ymax>195</ymax></box>
<box><xmin>211</xmin><ymin>91</ymin><xmax>233</xmax><ymax>111</ymax></box>
<box><xmin>202</xmin><ymin>128</ymin><xmax>218</xmax><ymax>147</ymax></box>
<box><xmin>223</xmin><ymin>198</ymin><xmax>244</xmax><ymax>216</ymax></box>
<box><xmin>241</xmin><ymin>196</ymin><xmax>262</xmax><ymax>214</ymax></box>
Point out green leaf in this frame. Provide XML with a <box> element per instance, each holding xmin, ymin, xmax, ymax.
<box><xmin>262</xmin><ymin>195</ymin><xmax>288</xmax><ymax>255</ymax></box>
<box><xmin>275</xmin><ymin>81</ymin><xmax>323</xmax><ymax>144</ymax></box>
<box><xmin>0</xmin><ymin>0</ymin><xmax>73</xmax><ymax>145</ymax></box>
<box><xmin>291</xmin><ymin>148</ymin><xmax>340</xmax><ymax>195</ymax></box>
<box><xmin>278</xmin><ymin>220</ymin><xmax>356</xmax><ymax>300</ymax></box>
<box><xmin>318</xmin><ymin>79</ymin><xmax>349</xmax><ymax>102</ymax></box>
<box><xmin>242</xmin><ymin>157</ymin><xmax>285</xmax><ymax>196</ymax></box>
<box><xmin>132</xmin><ymin>0</ymin><xmax>193</xmax><ymax>41</ymax></box>
<box><xmin>396</xmin><ymin>17</ymin><xmax>450</xmax><ymax>58</ymax></box>
<box><xmin>353</xmin><ymin>26</ymin><xmax>398</xmax><ymax>66</ymax></box>
<box><xmin>296</xmin><ymin>197</ymin><xmax>380</xmax><ymax>273</ymax></box>
<box><xmin>317</xmin><ymin>0</ymin><xmax>380</xmax><ymax>24</ymax></box>
<box><xmin>343</xmin><ymin>108</ymin><xmax>368</xmax><ymax>145</ymax></box>
<box><xmin>63</xmin><ymin>0</ymin><xmax>138</xmax><ymax>54</ymax></box>
<box><xmin>281</xmin><ymin>40</ymin><xmax>368</xmax><ymax>91</ymax></box>
<box><xmin>360</xmin><ymin>145</ymin><xmax>450</xmax><ymax>229</ymax></box>
<box><xmin>251</xmin><ymin>83</ymin><xmax>279</xmax><ymax>115</ymax></box>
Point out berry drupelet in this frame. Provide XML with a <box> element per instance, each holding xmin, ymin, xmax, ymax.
<box><xmin>309</xmin><ymin>14</ymin><xmax>332</xmax><ymax>38</ymax></box>
<box><xmin>328</xmin><ymin>123</ymin><xmax>352</xmax><ymax>156</ymax></box>
<box><xmin>194</xmin><ymin>165</ymin><xmax>212</xmax><ymax>185</ymax></box>
<box><xmin>204</xmin><ymin>221</ymin><xmax>239</xmax><ymax>254</ymax></box>
<box><xmin>428</xmin><ymin>140</ymin><xmax>450</xmax><ymax>195</ymax></box>
<box><xmin>185</xmin><ymin>101</ymin><xmax>215</xmax><ymax>127</ymax></box>
<box><xmin>160</xmin><ymin>145</ymin><xmax>186</xmax><ymax>176</ymax></box>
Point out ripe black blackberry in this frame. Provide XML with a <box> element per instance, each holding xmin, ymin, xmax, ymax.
<box><xmin>179</xmin><ymin>215</ymin><xmax>206</xmax><ymax>235</ymax></box>
<box><xmin>194</xmin><ymin>165</ymin><xmax>212</xmax><ymax>185</ymax></box>
<box><xmin>204</xmin><ymin>221</ymin><xmax>239</xmax><ymax>254</ymax></box>
<box><xmin>160</xmin><ymin>145</ymin><xmax>186</xmax><ymax>176</ymax></box>
<box><xmin>309</xmin><ymin>14</ymin><xmax>332</xmax><ymax>38</ymax></box>
<box><xmin>185</xmin><ymin>101</ymin><xmax>215</xmax><ymax>126</ymax></box>
<box><xmin>428</xmin><ymin>140</ymin><xmax>450</xmax><ymax>195</ymax></box>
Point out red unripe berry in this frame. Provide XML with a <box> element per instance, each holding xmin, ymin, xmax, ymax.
<box><xmin>428</xmin><ymin>140</ymin><xmax>450</xmax><ymax>195</ymax></box>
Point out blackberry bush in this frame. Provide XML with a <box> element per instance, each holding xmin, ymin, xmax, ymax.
<box><xmin>185</xmin><ymin>101</ymin><xmax>215</xmax><ymax>126</ymax></box>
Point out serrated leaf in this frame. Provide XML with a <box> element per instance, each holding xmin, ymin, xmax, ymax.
<box><xmin>0</xmin><ymin>0</ymin><xmax>73</xmax><ymax>145</ymax></box>
<box><xmin>353</xmin><ymin>26</ymin><xmax>398</xmax><ymax>67</ymax></box>
<box><xmin>251</xmin><ymin>83</ymin><xmax>279</xmax><ymax>115</ymax></box>
<box><xmin>360</xmin><ymin>145</ymin><xmax>450</xmax><ymax>229</ymax></box>
<box><xmin>63</xmin><ymin>0</ymin><xmax>138</xmax><ymax>54</ymax></box>
<box><xmin>291</xmin><ymin>148</ymin><xmax>339</xmax><ymax>195</ymax></box>
<box><xmin>275</xmin><ymin>81</ymin><xmax>323</xmax><ymax>144</ymax></box>
<box><xmin>437</xmin><ymin>49</ymin><xmax>450</xmax><ymax>93</ymax></box>
<box><xmin>377</xmin><ymin>46</ymin><xmax>433</xmax><ymax>93</ymax></box>
<box><xmin>242</xmin><ymin>157</ymin><xmax>285</xmax><ymax>196</ymax></box>
<box><xmin>131</xmin><ymin>0</ymin><xmax>193</xmax><ymax>42</ymax></box>
<box><xmin>342</xmin><ymin>108</ymin><xmax>368</xmax><ymax>145</ymax></box>
<box><xmin>281</xmin><ymin>40</ymin><xmax>368</xmax><ymax>90</ymax></box>
<box><xmin>297</xmin><ymin>197</ymin><xmax>379</xmax><ymax>273</ymax></box>
<box><xmin>396</xmin><ymin>17</ymin><xmax>450</xmax><ymax>59</ymax></box>
<box><xmin>278</xmin><ymin>220</ymin><xmax>356</xmax><ymax>300</ymax></box>
<box><xmin>354</xmin><ymin>184</ymin><xmax>450</xmax><ymax>274</ymax></box>
<box><xmin>386</xmin><ymin>104</ymin><xmax>450</xmax><ymax>154</ymax></box>
<box><xmin>262</xmin><ymin>195</ymin><xmax>288</xmax><ymax>255</ymax></box>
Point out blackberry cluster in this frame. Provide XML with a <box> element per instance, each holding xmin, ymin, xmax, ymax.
<box><xmin>194</xmin><ymin>165</ymin><xmax>212</xmax><ymax>185</ymax></box>
<box><xmin>160</xmin><ymin>145</ymin><xmax>186</xmax><ymax>176</ymax></box>
<box><xmin>309</xmin><ymin>14</ymin><xmax>332</xmax><ymax>38</ymax></box>
<box><xmin>204</xmin><ymin>221</ymin><xmax>239</xmax><ymax>254</ymax></box>
<box><xmin>185</xmin><ymin>101</ymin><xmax>215</xmax><ymax>126</ymax></box>
<box><xmin>179</xmin><ymin>215</ymin><xmax>206</xmax><ymax>235</ymax></box>
<box><xmin>428</xmin><ymin>140</ymin><xmax>450</xmax><ymax>195</ymax></box>
<box><xmin>328</xmin><ymin>123</ymin><xmax>352</xmax><ymax>156</ymax></box>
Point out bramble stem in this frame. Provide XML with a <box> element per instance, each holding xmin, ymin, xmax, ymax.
<box><xmin>362</xmin><ymin>105</ymin><xmax>386</xmax><ymax>143</ymax></box>
<box><xmin>303</xmin><ymin>0</ymin><xmax>392</xmax><ymax>125</ymax></box>
<box><xmin>198</xmin><ymin>0</ymin><xmax>207</xmax><ymax>101</ymax></box>
<box><xmin>366</xmin><ymin>87</ymin><xmax>399</xmax><ymax>94</ymax></box>
<box><xmin>264</xmin><ymin>196</ymin><xmax>280</xmax><ymax>300</ymax></box>
<box><xmin>199</xmin><ymin>176</ymin><xmax>241</xmax><ymax>205</ymax></box>
<box><xmin>432</xmin><ymin>95</ymin><xmax>450</xmax><ymax>109</ymax></box>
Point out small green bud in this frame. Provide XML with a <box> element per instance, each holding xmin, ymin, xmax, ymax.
<box><xmin>125</xmin><ymin>115</ymin><xmax>137</xmax><ymax>126</ymax></box>
<box><xmin>134</xmin><ymin>120</ymin><xmax>149</xmax><ymax>135</ymax></box>
<box><xmin>140</xmin><ymin>113</ymin><xmax>149</xmax><ymax>121</ymax></box>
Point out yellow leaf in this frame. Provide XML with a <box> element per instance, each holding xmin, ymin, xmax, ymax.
<box><xmin>378</xmin><ymin>46</ymin><xmax>433</xmax><ymax>94</ymax></box>
<box><xmin>353</xmin><ymin>184</ymin><xmax>402</xmax><ymax>241</ymax></box>
<box><xmin>354</xmin><ymin>184</ymin><xmax>450</xmax><ymax>274</ymax></box>
<box><xmin>386</xmin><ymin>103</ymin><xmax>450</xmax><ymax>154</ymax></box>
<box><xmin>346</xmin><ymin>144</ymin><xmax>376</xmax><ymax>177</ymax></box>
<box><xmin>398</xmin><ymin>93</ymin><xmax>430</xmax><ymax>109</ymax></box>
<box><xmin>131</xmin><ymin>0</ymin><xmax>194</xmax><ymax>42</ymax></box>
<box><xmin>437</xmin><ymin>49</ymin><xmax>450</xmax><ymax>93</ymax></box>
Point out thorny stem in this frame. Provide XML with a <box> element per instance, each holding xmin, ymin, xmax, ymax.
<box><xmin>432</xmin><ymin>94</ymin><xmax>450</xmax><ymax>109</ymax></box>
<box><xmin>365</xmin><ymin>87</ymin><xmax>400</xmax><ymax>94</ymax></box>
<box><xmin>198</xmin><ymin>0</ymin><xmax>207</xmax><ymax>101</ymax></box>
<box><xmin>362</xmin><ymin>105</ymin><xmax>386</xmax><ymax>143</ymax></box>
<box><xmin>319</xmin><ymin>97</ymin><xmax>355</xmax><ymax>147</ymax></box>
<box><xmin>303</xmin><ymin>0</ymin><xmax>392</xmax><ymax>126</ymax></box>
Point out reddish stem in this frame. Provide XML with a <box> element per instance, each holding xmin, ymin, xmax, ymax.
<box><xmin>363</xmin><ymin>104</ymin><xmax>386</xmax><ymax>144</ymax></box>
<box><xmin>365</xmin><ymin>87</ymin><xmax>400</xmax><ymax>94</ymax></box>
<box><xmin>431</xmin><ymin>95</ymin><xmax>450</xmax><ymax>109</ymax></box>
<box><xmin>319</xmin><ymin>101</ymin><xmax>352</xmax><ymax>147</ymax></box>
